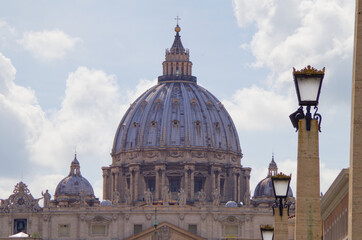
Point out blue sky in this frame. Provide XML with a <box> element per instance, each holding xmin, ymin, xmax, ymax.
<box><xmin>0</xmin><ymin>0</ymin><xmax>354</xmax><ymax>201</ymax></box>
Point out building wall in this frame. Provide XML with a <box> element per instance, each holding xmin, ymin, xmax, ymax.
<box><xmin>321</xmin><ymin>169</ymin><xmax>349</xmax><ymax>240</ymax></box>
<box><xmin>323</xmin><ymin>193</ymin><xmax>348</xmax><ymax>240</ymax></box>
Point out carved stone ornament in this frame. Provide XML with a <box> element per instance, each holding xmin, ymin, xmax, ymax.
<box><xmin>179</xmin><ymin>213</ymin><xmax>185</xmax><ymax>220</ymax></box>
<box><xmin>214</xmin><ymin>153</ymin><xmax>225</xmax><ymax>160</ymax></box>
<box><xmin>43</xmin><ymin>214</ymin><xmax>51</xmax><ymax>222</ymax></box>
<box><xmin>168</xmin><ymin>151</ymin><xmax>183</xmax><ymax>158</ymax></box>
<box><xmin>145</xmin><ymin>151</ymin><xmax>159</xmax><ymax>158</ymax></box>
<box><xmin>79</xmin><ymin>214</ymin><xmax>86</xmax><ymax>221</ymax></box>
<box><xmin>146</xmin><ymin>213</ymin><xmax>152</xmax><ymax>220</ymax></box>
<box><xmin>127</xmin><ymin>152</ymin><xmax>139</xmax><ymax>159</ymax></box>
<box><xmin>191</xmin><ymin>151</ymin><xmax>206</xmax><ymax>158</ymax></box>
<box><xmin>125</xmin><ymin>213</ymin><xmax>130</xmax><ymax>221</ymax></box>
<box><xmin>201</xmin><ymin>213</ymin><xmax>207</xmax><ymax>221</ymax></box>
<box><xmin>7</xmin><ymin>181</ymin><xmax>41</xmax><ymax>213</ymax></box>
<box><xmin>159</xmin><ymin>225</ymin><xmax>171</xmax><ymax>240</ymax></box>
<box><xmin>227</xmin><ymin>216</ymin><xmax>236</xmax><ymax>224</ymax></box>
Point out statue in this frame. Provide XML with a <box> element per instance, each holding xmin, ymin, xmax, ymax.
<box><xmin>212</xmin><ymin>188</ymin><xmax>221</xmax><ymax>206</ymax></box>
<box><xmin>124</xmin><ymin>189</ymin><xmax>131</xmax><ymax>205</ymax></box>
<box><xmin>113</xmin><ymin>191</ymin><xmax>121</xmax><ymax>205</ymax></box>
<box><xmin>42</xmin><ymin>189</ymin><xmax>51</xmax><ymax>208</ymax></box>
<box><xmin>162</xmin><ymin>186</ymin><xmax>170</xmax><ymax>206</ymax></box>
<box><xmin>197</xmin><ymin>189</ymin><xmax>207</xmax><ymax>205</ymax></box>
<box><xmin>178</xmin><ymin>188</ymin><xmax>186</xmax><ymax>207</ymax></box>
<box><xmin>144</xmin><ymin>188</ymin><xmax>153</xmax><ymax>206</ymax></box>
<box><xmin>79</xmin><ymin>190</ymin><xmax>86</xmax><ymax>207</ymax></box>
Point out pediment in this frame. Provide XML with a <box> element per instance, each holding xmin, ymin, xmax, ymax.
<box><xmin>125</xmin><ymin>222</ymin><xmax>206</xmax><ymax>240</ymax></box>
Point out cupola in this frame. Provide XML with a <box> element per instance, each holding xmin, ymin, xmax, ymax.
<box><xmin>158</xmin><ymin>24</ymin><xmax>197</xmax><ymax>83</ymax></box>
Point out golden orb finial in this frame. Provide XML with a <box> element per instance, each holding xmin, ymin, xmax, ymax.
<box><xmin>175</xmin><ymin>25</ymin><xmax>181</xmax><ymax>33</ymax></box>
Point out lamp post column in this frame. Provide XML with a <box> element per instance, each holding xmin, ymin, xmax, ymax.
<box><xmin>295</xmin><ymin>118</ymin><xmax>322</xmax><ymax>240</ymax></box>
<box><xmin>274</xmin><ymin>208</ymin><xmax>288</xmax><ymax>240</ymax></box>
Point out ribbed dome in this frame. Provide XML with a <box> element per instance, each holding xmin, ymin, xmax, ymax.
<box><xmin>112</xmin><ymin>82</ymin><xmax>241</xmax><ymax>155</ymax></box>
<box><xmin>55</xmin><ymin>155</ymin><xmax>94</xmax><ymax>197</ymax></box>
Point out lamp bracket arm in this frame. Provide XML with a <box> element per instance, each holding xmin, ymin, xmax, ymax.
<box><xmin>313</xmin><ymin>106</ymin><xmax>322</xmax><ymax>132</ymax></box>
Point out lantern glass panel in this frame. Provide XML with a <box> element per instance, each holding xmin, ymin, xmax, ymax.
<box><xmin>261</xmin><ymin>230</ymin><xmax>274</xmax><ymax>240</ymax></box>
<box><xmin>273</xmin><ymin>179</ymin><xmax>290</xmax><ymax>198</ymax></box>
<box><xmin>296</xmin><ymin>76</ymin><xmax>321</xmax><ymax>104</ymax></box>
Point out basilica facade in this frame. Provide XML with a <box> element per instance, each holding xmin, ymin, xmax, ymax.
<box><xmin>0</xmin><ymin>24</ymin><xmax>294</xmax><ymax>240</ymax></box>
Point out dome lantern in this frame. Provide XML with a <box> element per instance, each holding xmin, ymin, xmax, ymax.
<box><xmin>158</xmin><ymin>24</ymin><xmax>197</xmax><ymax>83</ymax></box>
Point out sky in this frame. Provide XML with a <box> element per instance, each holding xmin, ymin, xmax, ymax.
<box><xmin>0</xmin><ymin>0</ymin><xmax>355</xmax><ymax>202</ymax></box>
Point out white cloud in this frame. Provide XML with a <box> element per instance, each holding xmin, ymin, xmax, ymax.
<box><xmin>0</xmin><ymin>51</ymin><xmax>157</xmax><ymax>200</ymax></box>
<box><xmin>223</xmin><ymin>85</ymin><xmax>295</xmax><ymax>131</ymax></box>
<box><xmin>232</xmin><ymin>0</ymin><xmax>354</xmax><ymax>91</ymax></box>
<box><xmin>17</xmin><ymin>29</ymin><xmax>81</xmax><ymax>60</ymax></box>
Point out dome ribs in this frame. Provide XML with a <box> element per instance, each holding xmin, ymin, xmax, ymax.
<box><xmin>160</xmin><ymin>83</ymin><xmax>174</xmax><ymax>147</ymax></box>
<box><xmin>137</xmin><ymin>85</ymin><xmax>164</xmax><ymax>148</ymax></box>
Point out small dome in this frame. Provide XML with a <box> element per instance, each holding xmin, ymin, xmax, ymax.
<box><xmin>253</xmin><ymin>156</ymin><xmax>293</xmax><ymax>199</ymax></box>
<box><xmin>225</xmin><ymin>201</ymin><xmax>238</xmax><ymax>208</ymax></box>
<box><xmin>253</xmin><ymin>177</ymin><xmax>293</xmax><ymax>198</ymax></box>
<box><xmin>100</xmin><ymin>200</ymin><xmax>112</xmax><ymax>206</ymax></box>
<box><xmin>55</xmin><ymin>155</ymin><xmax>94</xmax><ymax>197</ymax></box>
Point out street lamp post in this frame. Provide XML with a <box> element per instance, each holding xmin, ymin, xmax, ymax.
<box><xmin>271</xmin><ymin>173</ymin><xmax>291</xmax><ymax>240</ymax></box>
<box><xmin>289</xmin><ymin>65</ymin><xmax>325</xmax><ymax>240</ymax></box>
<box><xmin>260</xmin><ymin>225</ymin><xmax>274</xmax><ymax>240</ymax></box>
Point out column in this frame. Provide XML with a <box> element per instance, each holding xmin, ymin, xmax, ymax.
<box><xmin>161</xmin><ymin>166</ymin><xmax>166</xmax><ymax>199</ymax></box>
<box><xmin>238</xmin><ymin>172</ymin><xmax>242</xmax><ymax>203</ymax></box>
<box><xmin>130</xmin><ymin>170</ymin><xmax>134</xmax><ymax>201</ymax></box>
<box><xmin>167</xmin><ymin>62</ymin><xmax>171</xmax><ymax>75</ymax></box>
<box><xmin>349</xmin><ymin>0</ymin><xmax>362</xmax><ymax>238</ymax></box>
<box><xmin>295</xmin><ymin>119</ymin><xmax>321</xmax><ymax>240</ymax></box>
<box><xmin>212</xmin><ymin>169</ymin><xmax>216</xmax><ymax>190</ymax></box>
<box><xmin>217</xmin><ymin>170</ymin><xmax>221</xmax><ymax>192</ymax></box>
<box><xmin>184</xmin><ymin>167</ymin><xmax>189</xmax><ymax>198</ymax></box>
<box><xmin>233</xmin><ymin>172</ymin><xmax>238</xmax><ymax>201</ymax></box>
<box><xmin>190</xmin><ymin>169</ymin><xmax>195</xmax><ymax>200</ymax></box>
<box><xmin>155</xmin><ymin>167</ymin><xmax>160</xmax><ymax>200</ymax></box>
<box><xmin>173</xmin><ymin>63</ymin><xmax>176</xmax><ymax>75</ymax></box>
<box><xmin>102</xmin><ymin>167</ymin><xmax>110</xmax><ymax>200</ymax></box>
<box><xmin>134</xmin><ymin>167</ymin><xmax>139</xmax><ymax>201</ymax></box>
<box><xmin>274</xmin><ymin>208</ymin><xmax>288</xmax><ymax>240</ymax></box>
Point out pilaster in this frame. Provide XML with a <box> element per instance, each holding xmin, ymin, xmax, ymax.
<box><xmin>349</xmin><ymin>0</ymin><xmax>362</xmax><ymax>239</ymax></box>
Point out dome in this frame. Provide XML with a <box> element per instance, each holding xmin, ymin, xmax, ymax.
<box><xmin>55</xmin><ymin>155</ymin><xmax>94</xmax><ymax>198</ymax></box>
<box><xmin>225</xmin><ymin>201</ymin><xmax>238</xmax><ymax>208</ymax></box>
<box><xmin>112</xmin><ymin>82</ymin><xmax>241</xmax><ymax>155</ymax></box>
<box><xmin>253</xmin><ymin>177</ymin><xmax>293</xmax><ymax>198</ymax></box>
<box><xmin>253</xmin><ymin>156</ymin><xmax>293</xmax><ymax>198</ymax></box>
